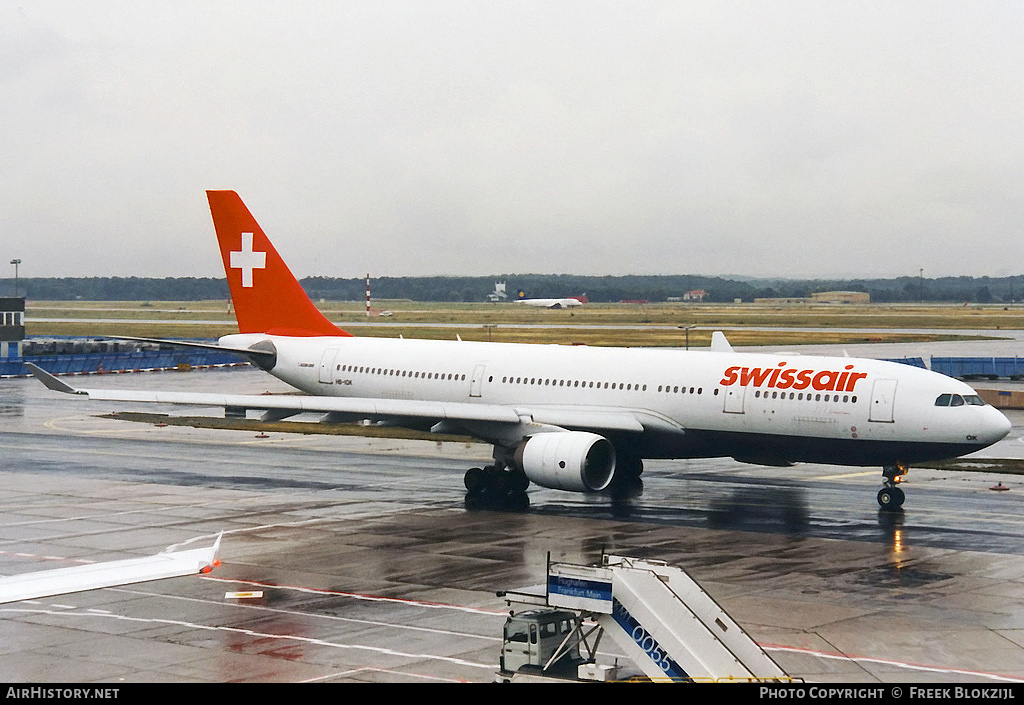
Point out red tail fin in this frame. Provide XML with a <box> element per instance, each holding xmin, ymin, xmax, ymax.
<box><xmin>207</xmin><ymin>190</ymin><xmax>350</xmax><ymax>337</ymax></box>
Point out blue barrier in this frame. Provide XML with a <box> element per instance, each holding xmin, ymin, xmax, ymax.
<box><xmin>0</xmin><ymin>349</ymin><xmax>247</xmax><ymax>377</ymax></box>
<box><xmin>931</xmin><ymin>357</ymin><xmax>1024</xmax><ymax>379</ymax></box>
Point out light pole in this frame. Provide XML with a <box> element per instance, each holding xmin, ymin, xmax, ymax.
<box><xmin>9</xmin><ymin>259</ymin><xmax>20</xmax><ymax>297</ymax></box>
<box><xmin>680</xmin><ymin>325</ymin><xmax>695</xmax><ymax>350</ymax></box>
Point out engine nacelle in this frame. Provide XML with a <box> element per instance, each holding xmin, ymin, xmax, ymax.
<box><xmin>513</xmin><ymin>432</ymin><xmax>616</xmax><ymax>493</ymax></box>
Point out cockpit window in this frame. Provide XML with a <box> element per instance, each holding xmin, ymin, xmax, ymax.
<box><xmin>936</xmin><ymin>393</ymin><xmax>986</xmax><ymax>407</ymax></box>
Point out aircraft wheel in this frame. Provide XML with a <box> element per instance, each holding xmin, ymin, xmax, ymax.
<box><xmin>877</xmin><ymin>486</ymin><xmax>905</xmax><ymax>510</ymax></box>
<box><xmin>508</xmin><ymin>470</ymin><xmax>530</xmax><ymax>493</ymax></box>
<box><xmin>487</xmin><ymin>467</ymin><xmax>509</xmax><ymax>496</ymax></box>
<box><xmin>503</xmin><ymin>491</ymin><xmax>530</xmax><ymax>511</ymax></box>
<box><xmin>464</xmin><ymin>467</ymin><xmax>485</xmax><ymax>494</ymax></box>
<box><xmin>616</xmin><ymin>455</ymin><xmax>644</xmax><ymax>480</ymax></box>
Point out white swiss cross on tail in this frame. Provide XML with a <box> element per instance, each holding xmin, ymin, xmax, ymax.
<box><xmin>229</xmin><ymin>232</ymin><xmax>266</xmax><ymax>288</ymax></box>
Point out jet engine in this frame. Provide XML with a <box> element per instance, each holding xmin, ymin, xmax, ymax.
<box><xmin>512</xmin><ymin>431</ymin><xmax>616</xmax><ymax>492</ymax></box>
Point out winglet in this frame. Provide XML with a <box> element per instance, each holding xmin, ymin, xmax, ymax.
<box><xmin>710</xmin><ymin>331</ymin><xmax>734</xmax><ymax>353</ymax></box>
<box><xmin>25</xmin><ymin>363</ymin><xmax>85</xmax><ymax>394</ymax></box>
<box><xmin>202</xmin><ymin>531</ymin><xmax>224</xmax><ymax>574</ymax></box>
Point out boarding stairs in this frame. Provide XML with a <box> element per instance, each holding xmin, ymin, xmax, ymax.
<box><xmin>502</xmin><ymin>553</ymin><xmax>788</xmax><ymax>682</ymax></box>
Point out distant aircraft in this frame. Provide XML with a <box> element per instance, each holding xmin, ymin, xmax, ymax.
<box><xmin>30</xmin><ymin>191</ymin><xmax>1011</xmax><ymax>510</ymax></box>
<box><xmin>486</xmin><ymin>282</ymin><xmax>508</xmax><ymax>302</ymax></box>
<box><xmin>514</xmin><ymin>290</ymin><xmax>587</xmax><ymax>309</ymax></box>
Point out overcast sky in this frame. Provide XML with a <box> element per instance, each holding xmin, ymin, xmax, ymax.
<box><xmin>2</xmin><ymin>1</ymin><xmax>1022</xmax><ymax>280</ymax></box>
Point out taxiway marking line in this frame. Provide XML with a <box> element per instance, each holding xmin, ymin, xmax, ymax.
<box><xmin>765</xmin><ymin>644</ymin><xmax>1024</xmax><ymax>683</ymax></box>
<box><xmin>301</xmin><ymin>667</ymin><xmax>470</xmax><ymax>683</ymax></box>
<box><xmin>201</xmin><ymin>575</ymin><xmax>506</xmax><ymax>616</ymax></box>
<box><xmin>111</xmin><ymin>585</ymin><xmax>501</xmax><ymax>642</ymax></box>
<box><xmin>0</xmin><ymin>605</ymin><xmax>495</xmax><ymax>671</ymax></box>
<box><xmin>808</xmin><ymin>470</ymin><xmax>878</xmax><ymax>480</ymax></box>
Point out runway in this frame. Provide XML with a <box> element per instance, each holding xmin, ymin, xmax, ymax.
<box><xmin>3</xmin><ymin>368</ymin><xmax>1024</xmax><ymax>682</ymax></box>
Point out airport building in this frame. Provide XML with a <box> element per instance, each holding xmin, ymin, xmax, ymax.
<box><xmin>755</xmin><ymin>291</ymin><xmax>870</xmax><ymax>305</ymax></box>
<box><xmin>0</xmin><ymin>297</ymin><xmax>24</xmax><ymax>359</ymax></box>
<box><xmin>811</xmin><ymin>291</ymin><xmax>870</xmax><ymax>304</ymax></box>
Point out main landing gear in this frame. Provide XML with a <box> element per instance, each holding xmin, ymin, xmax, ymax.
<box><xmin>464</xmin><ymin>464</ymin><xmax>530</xmax><ymax>510</ymax></box>
<box><xmin>877</xmin><ymin>463</ymin><xmax>908</xmax><ymax>510</ymax></box>
<box><xmin>608</xmin><ymin>455</ymin><xmax>644</xmax><ymax>501</ymax></box>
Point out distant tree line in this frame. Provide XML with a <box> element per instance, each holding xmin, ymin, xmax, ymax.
<box><xmin>3</xmin><ymin>274</ymin><xmax>1024</xmax><ymax>304</ymax></box>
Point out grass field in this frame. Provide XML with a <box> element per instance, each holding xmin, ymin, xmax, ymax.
<box><xmin>25</xmin><ymin>300</ymin><xmax>1016</xmax><ymax>347</ymax></box>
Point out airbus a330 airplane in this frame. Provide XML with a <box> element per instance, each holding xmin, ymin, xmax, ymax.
<box><xmin>514</xmin><ymin>292</ymin><xmax>586</xmax><ymax>309</ymax></box>
<box><xmin>31</xmin><ymin>191</ymin><xmax>1012</xmax><ymax>510</ymax></box>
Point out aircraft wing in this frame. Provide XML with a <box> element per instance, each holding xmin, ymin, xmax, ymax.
<box><xmin>0</xmin><ymin>535</ymin><xmax>221</xmax><ymax>605</ymax></box>
<box><xmin>26</xmin><ymin>364</ymin><xmax>650</xmax><ymax>434</ymax></box>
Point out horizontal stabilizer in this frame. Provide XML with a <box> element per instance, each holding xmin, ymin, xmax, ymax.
<box><xmin>106</xmin><ymin>336</ymin><xmax>277</xmax><ymax>361</ymax></box>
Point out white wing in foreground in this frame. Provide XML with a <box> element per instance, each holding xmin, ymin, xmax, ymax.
<box><xmin>0</xmin><ymin>534</ymin><xmax>221</xmax><ymax>604</ymax></box>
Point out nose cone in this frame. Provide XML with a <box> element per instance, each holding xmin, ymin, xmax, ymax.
<box><xmin>980</xmin><ymin>407</ymin><xmax>1012</xmax><ymax>446</ymax></box>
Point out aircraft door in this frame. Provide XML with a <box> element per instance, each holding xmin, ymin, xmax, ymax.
<box><xmin>319</xmin><ymin>348</ymin><xmax>339</xmax><ymax>384</ymax></box>
<box><xmin>723</xmin><ymin>384</ymin><xmax>746</xmax><ymax>414</ymax></box>
<box><xmin>868</xmin><ymin>378</ymin><xmax>897</xmax><ymax>422</ymax></box>
<box><xmin>470</xmin><ymin>364</ymin><xmax>486</xmax><ymax>397</ymax></box>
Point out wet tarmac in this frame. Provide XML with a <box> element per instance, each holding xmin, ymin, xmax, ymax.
<box><xmin>2</xmin><ymin>367</ymin><xmax>1024</xmax><ymax>682</ymax></box>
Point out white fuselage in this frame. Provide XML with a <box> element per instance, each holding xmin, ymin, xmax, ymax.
<box><xmin>514</xmin><ymin>298</ymin><xmax>583</xmax><ymax>308</ymax></box>
<box><xmin>221</xmin><ymin>333</ymin><xmax>1011</xmax><ymax>467</ymax></box>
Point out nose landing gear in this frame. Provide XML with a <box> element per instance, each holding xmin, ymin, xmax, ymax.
<box><xmin>878</xmin><ymin>463</ymin><xmax>908</xmax><ymax>510</ymax></box>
